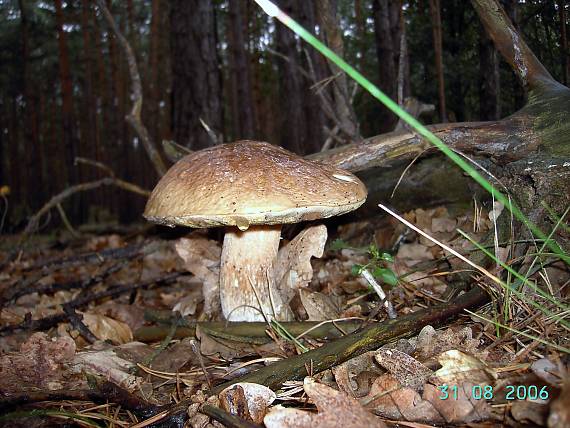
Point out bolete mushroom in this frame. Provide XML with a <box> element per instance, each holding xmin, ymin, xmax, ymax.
<box><xmin>144</xmin><ymin>141</ymin><xmax>367</xmax><ymax>321</ymax></box>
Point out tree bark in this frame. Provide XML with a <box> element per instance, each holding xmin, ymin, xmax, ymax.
<box><xmin>18</xmin><ymin>0</ymin><xmax>40</xmax><ymax>212</ymax></box>
<box><xmin>80</xmin><ymin>0</ymin><xmax>99</xmax><ymax>184</ymax></box>
<box><xmin>372</xmin><ymin>0</ymin><xmax>404</xmax><ymax>132</ymax></box>
<box><xmin>559</xmin><ymin>0</ymin><xmax>569</xmax><ymax>86</ymax></box>
<box><xmin>170</xmin><ymin>0</ymin><xmax>222</xmax><ymax>150</ymax></box>
<box><xmin>429</xmin><ymin>0</ymin><xmax>447</xmax><ymax>122</ymax></box>
<box><xmin>148</xmin><ymin>0</ymin><xmax>161</xmax><ymax>144</ymax></box>
<box><xmin>479</xmin><ymin>24</ymin><xmax>501</xmax><ymax>120</ymax></box>
<box><xmin>316</xmin><ymin>0</ymin><xmax>360</xmax><ymax>141</ymax></box>
<box><xmin>54</xmin><ymin>0</ymin><xmax>77</xmax><ymax>216</ymax></box>
<box><xmin>227</xmin><ymin>0</ymin><xmax>256</xmax><ymax>140</ymax></box>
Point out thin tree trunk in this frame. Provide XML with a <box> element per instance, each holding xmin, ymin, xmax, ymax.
<box><xmin>274</xmin><ymin>0</ymin><xmax>307</xmax><ymax>154</ymax></box>
<box><xmin>18</xmin><ymin>0</ymin><xmax>40</xmax><ymax>211</ymax></box>
<box><xmin>429</xmin><ymin>0</ymin><xmax>447</xmax><ymax>122</ymax></box>
<box><xmin>54</xmin><ymin>0</ymin><xmax>74</xmax><ymax>194</ymax></box>
<box><xmin>227</xmin><ymin>0</ymin><xmax>256</xmax><ymax>140</ymax></box>
<box><xmin>170</xmin><ymin>0</ymin><xmax>222</xmax><ymax>149</ymax></box>
<box><xmin>479</xmin><ymin>24</ymin><xmax>501</xmax><ymax>120</ymax></box>
<box><xmin>317</xmin><ymin>0</ymin><xmax>360</xmax><ymax>142</ymax></box>
<box><xmin>148</xmin><ymin>0</ymin><xmax>161</xmax><ymax>143</ymax></box>
<box><xmin>80</xmin><ymin>0</ymin><xmax>98</xmax><ymax>182</ymax></box>
<box><xmin>354</xmin><ymin>0</ymin><xmax>366</xmax><ymax>71</ymax></box>
<box><xmin>372</xmin><ymin>0</ymin><xmax>403</xmax><ymax>132</ymax></box>
<box><xmin>559</xmin><ymin>0</ymin><xmax>569</xmax><ymax>86</ymax></box>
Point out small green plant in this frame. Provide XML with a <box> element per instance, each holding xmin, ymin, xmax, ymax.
<box><xmin>351</xmin><ymin>244</ymin><xmax>398</xmax><ymax>287</ymax></box>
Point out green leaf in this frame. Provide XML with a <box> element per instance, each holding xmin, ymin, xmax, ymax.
<box><xmin>330</xmin><ymin>238</ymin><xmax>350</xmax><ymax>251</ymax></box>
<box><xmin>373</xmin><ymin>267</ymin><xmax>398</xmax><ymax>286</ymax></box>
<box><xmin>351</xmin><ymin>264</ymin><xmax>364</xmax><ymax>276</ymax></box>
<box><xmin>380</xmin><ymin>252</ymin><xmax>394</xmax><ymax>262</ymax></box>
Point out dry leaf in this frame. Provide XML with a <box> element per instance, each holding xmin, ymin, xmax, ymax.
<box><xmin>531</xmin><ymin>358</ymin><xmax>559</xmax><ymax>385</ymax></box>
<box><xmin>333</xmin><ymin>351</ymin><xmax>383</xmax><ymax>397</ymax></box>
<box><xmin>396</xmin><ymin>243</ymin><xmax>434</xmax><ymax>266</ymax></box>
<box><xmin>275</xmin><ymin>225</ymin><xmax>328</xmax><ymax>307</ymax></box>
<box><xmin>299</xmin><ymin>289</ymin><xmax>340</xmax><ymax>321</ymax></box>
<box><xmin>79</xmin><ymin>312</ymin><xmax>133</xmax><ymax>344</ymax></box>
<box><xmin>265</xmin><ymin>377</ymin><xmax>387</xmax><ymax>428</ymax></box>
<box><xmin>548</xmin><ymin>381</ymin><xmax>570</xmax><ymax>428</ymax></box>
<box><xmin>141</xmin><ymin>240</ymin><xmax>181</xmax><ymax>281</ymax></box>
<box><xmin>175</xmin><ymin>235</ymin><xmax>222</xmax><ymax>318</ymax></box>
<box><xmin>432</xmin><ymin>216</ymin><xmax>457</xmax><ymax>233</ymax></box>
<box><xmin>511</xmin><ymin>400</ymin><xmax>548</xmax><ymax>426</ymax></box>
<box><xmin>374</xmin><ymin>348</ymin><xmax>433</xmax><ymax>391</ymax></box>
<box><xmin>423</xmin><ymin>382</ymin><xmax>491</xmax><ymax>423</ymax></box>
<box><xmin>219</xmin><ymin>382</ymin><xmax>276</xmax><ymax>424</ymax></box>
<box><xmin>196</xmin><ymin>325</ymin><xmax>256</xmax><ymax>360</ymax></box>
<box><xmin>431</xmin><ymin>350</ymin><xmax>496</xmax><ymax>385</ymax></box>
<box><xmin>364</xmin><ymin>373</ymin><xmax>443</xmax><ymax>423</ymax></box>
<box><xmin>93</xmin><ymin>302</ymin><xmax>146</xmax><ymax>332</ymax></box>
<box><xmin>415</xmin><ymin>326</ymin><xmax>484</xmax><ymax>360</ymax></box>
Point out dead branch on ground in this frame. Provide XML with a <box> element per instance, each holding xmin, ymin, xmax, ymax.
<box><xmin>0</xmin><ymin>272</ymin><xmax>183</xmax><ymax>336</ymax></box>
<box><xmin>23</xmin><ymin>177</ymin><xmax>150</xmax><ymax>236</ymax></box>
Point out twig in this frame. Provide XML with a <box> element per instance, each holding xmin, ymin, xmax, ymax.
<box><xmin>200</xmin><ymin>404</ymin><xmax>262</xmax><ymax>428</ymax></box>
<box><xmin>1</xmin><ymin>241</ymin><xmax>154</xmax><ymax>306</ymax></box>
<box><xmin>199</xmin><ymin>118</ymin><xmax>222</xmax><ymax>146</ymax></box>
<box><xmin>75</xmin><ymin>157</ymin><xmax>116</xmax><ymax>177</ymax></box>
<box><xmin>142</xmin><ymin>312</ymin><xmax>184</xmax><ymax>367</ymax></box>
<box><xmin>26</xmin><ymin>240</ymin><xmax>150</xmax><ymax>271</ymax></box>
<box><xmin>96</xmin><ymin>0</ymin><xmax>166</xmax><ymax>176</ymax></box>
<box><xmin>23</xmin><ymin>177</ymin><xmax>150</xmax><ymax>235</ymax></box>
<box><xmin>360</xmin><ymin>268</ymin><xmax>397</xmax><ymax>319</ymax></box>
<box><xmin>62</xmin><ymin>305</ymin><xmax>98</xmax><ymax>343</ymax></box>
<box><xmin>56</xmin><ymin>203</ymin><xmax>81</xmax><ymax>238</ymax></box>
<box><xmin>0</xmin><ymin>273</ymin><xmax>183</xmax><ymax>336</ymax></box>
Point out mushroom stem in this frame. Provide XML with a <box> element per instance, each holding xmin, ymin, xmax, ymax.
<box><xmin>219</xmin><ymin>225</ymin><xmax>287</xmax><ymax>321</ymax></box>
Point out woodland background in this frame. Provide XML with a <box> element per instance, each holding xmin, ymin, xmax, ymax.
<box><xmin>0</xmin><ymin>0</ymin><xmax>568</xmax><ymax>230</ymax></box>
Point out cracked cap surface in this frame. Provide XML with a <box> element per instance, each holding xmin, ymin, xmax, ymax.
<box><xmin>144</xmin><ymin>140</ymin><xmax>367</xmax><ymax>229</ymax></box>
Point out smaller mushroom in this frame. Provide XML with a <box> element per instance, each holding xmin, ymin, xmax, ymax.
<box><xmin>144</xmin><ymin>141</ymin><xmax>367</xmax><ymax>321</ymax></box>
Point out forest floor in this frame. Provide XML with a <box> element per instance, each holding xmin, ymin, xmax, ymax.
<box><xmin>0</xmin><ymin>204</ymin><xmax>568</xmax><ymax>427</ymax></box>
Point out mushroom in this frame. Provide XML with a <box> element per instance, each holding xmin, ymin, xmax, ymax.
<box><xmin>144</xmin><ymin>141</ymin><xmax>367</xmax><ymax>321</ymax></box>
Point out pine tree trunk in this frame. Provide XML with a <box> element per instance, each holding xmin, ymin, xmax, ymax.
<box><xmin>54</xmin><ymin>0</ymin><xmax>75</xmax><ymax>198</ymax></box>
<box><xmin>80</xmin><ymin>0</ymin><xmax>98</xmax><ymax>183</ymax></box>
<box><xmin>170</xmin><ymin>0</ymin><xmax>222</xmax><ymax>150</ymax></box>
<box><xmin>372</xmin><ymin>0</ymin><xmax>403</xmax><ymax>132</ymax></box>
<box><xmin>18</xmin><ymin>0</ymin><xmax>40</xmax><ymax>211</ymax></box>
<box><xmin>429</xmin><ymin>0</ymin><xmax>447</xmax><ymax>122</ymax></box>
<box><xmin>227</xmin><ymin>0</ymin><xmax>256</xmax><ymax>140</ymax></box>
<box><xmin>479</xmin><ymin>24</ymin><xmax>501</xmax><ymax>120</ymax></box>
<box><xmin>559</xmin><ymin>0</ymin><xmax>569</xmax><ymax>86</ymax></box>
<box><xmin>148</xmin><ymin>0</ymin><xmax>161</xmax><ymax>143</ymax></box>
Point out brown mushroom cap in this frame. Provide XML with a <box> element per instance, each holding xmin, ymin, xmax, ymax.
<box><xmin>144</xmin><ymin>140</ymin><xmax>367</xmax><ymax>229</ymax></box>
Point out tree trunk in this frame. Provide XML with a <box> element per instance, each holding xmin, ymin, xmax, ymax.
<box><xmin>18</xmin><ymin>0</ymin><xmax>40</xmax><ymax>211</ymax></box>
<box><xmin>170</xmin><ymin>0</ymin><xmax>222</xmax><ymax>150</ymax></box>
<box><xmin>479</xmin><ymin>24</ymin><xmax>501</xmax><ymax>120</ymax></box>
<box><xmin>429</xmin><ymin>0</ymin><xmax>447</xmax><ymax>122</ymax></box>
<box><xmin>80</xmin><ymin>0</ymin><xmax>99</xmax><ymax>181</ymax></box>
<box><xmin>148</xmin><ymin>0</ymin><xmax>161</xmax><ymax>144</ymax></box>
<box><xmin>559</xmin><ymin>0</ymin><xmax>569</xmax><ymax>86</ymax></box>
<box><xmin>227</xmin><ymin>0</ymin><xmax>256</xmax><ymax>140</ymax></box>
<box><xmin>372</xmin><ymin>0</ymin><xmax>403</xmax><ymax>132</ymax></box>
<box><xmin>54</xmin><ymin>0</ymin><xmax>75</xmax><ymax>203</ymax></box>
<box><xmin>316</xmin><ymin>0</ymin><xmax>360</xmax><ymax>142</ymax></box>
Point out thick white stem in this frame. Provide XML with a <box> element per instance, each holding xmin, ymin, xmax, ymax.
<box><xmin>219</xmin><ymin>225</ymin><xmax>287</xmax><ymax>321</ymax></box>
